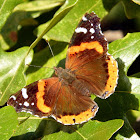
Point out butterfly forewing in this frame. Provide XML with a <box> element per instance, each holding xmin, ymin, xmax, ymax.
<box><xmin>8</xmin><ymin>76</ymin><xmax>98</xmax><ymax>125</ymax></box>
<box><xmin>8</xmin><ymin>78</ymin><xmax>60</xmax><ymax>117</ymax></box>
<box><xmin>66</xmin><ymin>12</ymin><xmax>118</xmax><ymax>99</ymax></box>
<box><xmin>8</xmin><ymin>12</ymin><xmax>118</xmax><ymax>125</ymax></box>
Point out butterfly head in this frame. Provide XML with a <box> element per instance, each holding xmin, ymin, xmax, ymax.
<box><xmin>54</xmin><ymin>67</ymin><xmax>75</xmax><ymax>84</ymax></box>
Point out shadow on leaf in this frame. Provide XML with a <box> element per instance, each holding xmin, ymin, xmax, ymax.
<box><xmin>95</xmin><ymin>57</ymin><xmax>139</xmax><ymax>139</ymax></box>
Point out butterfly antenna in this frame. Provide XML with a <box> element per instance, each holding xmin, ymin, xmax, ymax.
<box><xmin>46</xmin><ymin>40</ymin><xmax>57</xmax><ymax>65</ymax></box>
<box><xmin>26</xmin><ymin>64</ymin><xmax>54</xmax><ymax>69</ymax></box>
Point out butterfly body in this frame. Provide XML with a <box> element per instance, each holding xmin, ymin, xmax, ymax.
<box><xmin>7</xmin><ymin>12</ymin><xmax>118</xmax><ymax>125</ymax></box>
<box><xmin>54</xmin><ymin>67</ymin><xmax>76</xmax><ymax>85</ymax></box>
<box><xmin>54</xmin><ymin>67</ymin><xmax>90</xmax><ymax>96</ymax></box>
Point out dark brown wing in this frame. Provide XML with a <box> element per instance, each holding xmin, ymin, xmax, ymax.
<box><xmin>7</xmin><ymin>77</ymin><xmax>60</xmax><ymax>117</ymax></box>
<box><xmin>51</xmin><ymin>82</ymin><xmax>98</xmax><ymax>125</ymax></box>
<box><xmin>8</xmin><ymin>77</ymin><xmax>98</xmax><ymax>125</ymax></box>
<box><xmin>65</xmin><ymin>12</ymin><xmax>118</xmax><ymax>99</ymax></box>
<box><xmin>70</xmin><ymin>55</ymin><xmax>118</xmax><ymax>98</ymax></box>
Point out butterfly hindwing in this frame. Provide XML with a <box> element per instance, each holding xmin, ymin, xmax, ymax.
<box><xmin>51</xmin><ymin>79</ymin><xmax>98</xmax><ymax>125</ymax></box>
<box><xmin>8</xmin><ymin>77</ymin><xmax>98</xmax><ymax>125</ymax></box>
<box><xmin>66</xmin><ymin>12</ymin><xmax>118</xmax><ymax>99</ymax></box>
<box><xmin>7</xmin><ymin>12</ymin><xmax>118</xmax><ymax>125</ymax></box>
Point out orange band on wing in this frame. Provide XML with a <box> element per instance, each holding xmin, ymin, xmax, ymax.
<box><xmin>104</xmin><ymin>56</ymin><xmax>118</xmax><ymax>97</ymax></box>
<box><xmin>56</xmin><ymin>107</ymin><xmax>98</xmax><ymax>125</ymax></box>
<box><xmin>69</xmin><ymin>41</ymin><xmax>104</xmax><ymax>54</ymax></box>
<box><xmin>36</xmin><ymin>80</ymin><xmax>51</xmax><ymax>113</ymax></box>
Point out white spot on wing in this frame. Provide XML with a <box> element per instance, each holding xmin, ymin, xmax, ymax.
<box><xmin>31</xmin><ymin>102</ymin><xmax>34</xmax><ymax>106</ymax></box>
<box><xmin>51</xmin><ymin>115</ymin><xmax>56</xmax><ymax>120</ymax></box>
<box><xmin>104</xmin><ymin>37</ymin><xmax>107</xmax><ymax>41</ymax></box>
<box><xmin>82</xmin><ymin>16</ymin><xmax>87</xmax><ymax>21</ymax></box>
<box><xmin>75</xmin><ymin>27</ymin><xmax>87</xmax><ymax>34</ymax></box>
<box><xmin>22</xmin><ymin>88</ymin><xmax>28</xmax><ymax>99</ymax></box>
<box><xmin>24</xmin><ymin>101</ymin><xmax>29</xmax><ymax>107</ymax></box>
<box><xmin>34</xmin><ymin>115</ymin><xmax>39</xmax><ymax>117</ymax></box>
<box><xmin>99</xmin><ymin>30</ymin><xmax>104</xmax><ymax>35</ymax></box>
<box><xmin>21</xmin><ymin>110</ymin><xmax>26</xmax><ymax>112</ymax></box>
<box><xmin>42</xmin><ymin>116</ymin><xmax>49</xmax><ymax>118</ymax></box>
<box><xmin>10</xmin><ymin>95</ymin><xmax>16</xmax><ymax>100</ymax></box>
<box><xmin>89</xmin><ymin>28</ymin><xmax>95</xmax><ymax>34</ymax></box>
<box><xmin>91</xmin><ymin>36</ymin><xmax>94</xmax><ymax>39</ymax></box>
<box><xmin>98</xmin><ymin>24</ymin><xmax>101</xmax><ymax>30</ymax></box>
<box><xmin>19</xmin><ymin>103</ymin><xmax>22</xmax><ymax>106</ymax></box>
<box><xmin>27</xmin><ymin>111</ymin><xmax>33</xmax><ymax>114</ymax></box>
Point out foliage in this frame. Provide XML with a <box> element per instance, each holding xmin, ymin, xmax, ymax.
<box><xmin>0</xmin><ymin>0</ymin><xmax>140</xmax><ymax>139</ymax></box>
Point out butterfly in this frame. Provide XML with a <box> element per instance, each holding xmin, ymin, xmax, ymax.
<box><xmin>7</xmin><ymin>12</ymin><xmax>118</xmax><ymax>125</ymax></box>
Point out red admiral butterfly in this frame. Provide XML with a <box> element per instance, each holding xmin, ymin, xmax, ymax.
<box><xmin>8</xmin><ymin>12</ymin><xmax>118</xmax><ymax>125</ymax></box>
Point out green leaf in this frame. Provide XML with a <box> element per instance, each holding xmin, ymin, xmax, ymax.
<box><xmin>42</xmin><ymin>120</ymin><xmax>123</xmax><ymax>140</ymax></box>
<box><xmin>0</xmin><ymin>106</ymin><xmax>18</xmax><ymax>140</ymax></box>
<box><xmin>96</xmin><ymin>32</ymin><xmax>140</xmax><ymax>139</ymax></box>
<box><xmin>0</xmin><ymin>0</ymin><xmax>24</xmax><ymax>31</ymax></box>
<box><xmin>0</xmin><ymin>12</ymin><xmax>37</xmax><ymax>49</ymax></box>
<box><xmin>11</xmin><ymin>117</ymin><xmax>123</xmax><ymax>140</ymax></box>
<box><xmin>26</xmin><ymin>41</ymin><xmax>68</xmax><ymax>85</ymax></box>
<box><xmin>109</xmin><ymin>33</ymin><xmax>140</xmax><ymax>92</ymax></box>
<box><xmin>102</xmin><ymin>0</ymin><xmax>120</xmax><ymax>11</ymax></box>
<box><xmin>0</xmin><ymin>0</ymin><xmax>64</xmax><ymax>50</ymax></box>
<box><xmin>14</xmin><ymin>0</ymin><xmax>64</xmax><ymax>15</ymax></box>
<box><xmin>114</xmin><ymin>116</ymin><xmax>139</xmax><ymax>140</ymax></box>
<box><xmin>28</xmin><ymin>0</ymin><xmax>77</xmax><ymax>54</ymax></box>
<box><xmin>1</xmin><ymin>0</ymin><xmax>140</xmax><ymax>139</ymax></box>
<box><xmin>0</xmin><ymin>47</ymin><xmax>33</xmax><ymax>106</ymax></box>
<box><xmin>10</xmin><ymin>112</ymin><xmax>63</xmax><ymax>139</ymax></box>
<box><xmin>37</xmin><ymin>0</ymin><xmax>107</xmax><ymax>42</ymax></box>
<box><xmin>131</xmin><ymin>72</ymin><xmax>140</xmax><ymax>78</ymax></box>
<box><xmin>12</xmin><ymin>113</ymin><xmax>47</xmax><ymax>139</ymax></box>
<box><xmin>110</xmin><ymin>33</ymin><xmax>140</xmax><ymax>72</ymax></box>
<box><xmin>132</xmin><ymin>0</ymin><xmax>140</xmax><ymax>5</ymax></box>
<box><xmin>116</xmin><ymin>133</ymin><xmax>140</xmax><ymax>140</ymax></box>
<box><xmin>122</xmin><ymin>0</ymin><xmax>140</xmax><ymax>19</ymax></box>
